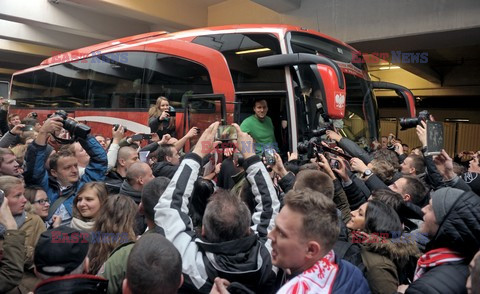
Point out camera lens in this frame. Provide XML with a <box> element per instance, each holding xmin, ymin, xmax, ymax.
<box><xmin>312</xmin><ymin>127</ymin><xmax>328</xmax><ymax>137</ymax></box>
<box><xmin>399</xmin><ymin>117</ymin><xmax>419</xmax><ymax>130</ymax></box>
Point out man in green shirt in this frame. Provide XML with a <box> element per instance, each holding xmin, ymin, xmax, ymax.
<box><xmin>240</xmin><ymin>99</ymin><xmax>277</xmax><ymax>154</ymax></box>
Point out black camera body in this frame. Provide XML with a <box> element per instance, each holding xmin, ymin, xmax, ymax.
<box><xmin>311</xmin><ymin>126</ymin><xmax>329</xmax><ymax>137</ymax></box>
<box><xmin>298</xmin><ymin>137</ymin><xmax>323</xmax><ymax>159</ymax></box>
<box><xmin>399</xmin><ymin>110</ymin><xmax>430</xmax><ymax>130</ymax></box>
<box><xmin>51</xmin><ymin>110</ymin><xmax>91</xmax><ymax>139</ymax></box>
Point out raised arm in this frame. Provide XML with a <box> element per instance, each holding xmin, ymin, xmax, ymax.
<box><xmin>24</xmin><ymin>117</ymin><xmax>63</xmax><ymax>187</ymax></box>
<box><xmin>154</xmin><ymin>122</ymin><xmax>219</xmax><ymax>290</ymax></box>
<box><xmin>233</xmin><ymin>124</ymin><xmax>280</xmax><ymax>238</ymax></box>
<box><xmin>79</xmin><ymin>134</ymin><xmax>108</xmax><ymax>183</ymax></box>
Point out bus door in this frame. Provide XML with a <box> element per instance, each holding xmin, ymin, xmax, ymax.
<box><xmin>370</xmin><ymin>81</ymin><xmax>416</xmax><ymax>118</ymax></box>
<box><xmin>0</xmin><ymin>81</ymin><xmax>9</xmax><ymax>99</ymax></box>
<box><xmin>257</xmin><ymin>53</ymin><xmax>346</xmax><ymax>151</ymax></box>
<box><xmin>183</xmin><ymin>94</ymin><xmax>227</xmax><ymax>152</ymax></box>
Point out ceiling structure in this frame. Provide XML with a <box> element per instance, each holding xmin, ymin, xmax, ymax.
<box><xmin>1</xmin><ymin>0</ymin><xmax>480</xmax><ymax>109</ymax></box>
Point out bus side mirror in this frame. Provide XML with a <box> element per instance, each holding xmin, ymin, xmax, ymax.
<box><xmin>257</xmin><ymin>53</ymin><xmax>346</xmax><ymax>119</ymax></box>
<box><xmin>257</xmin><ymin>53</ymin><xmax>344</xmax><ymax>89</ymax></box>
<box><xmin>314</xmin><ymin>64</ymin><xmax>346</xmax><ymax>119</ymax></box>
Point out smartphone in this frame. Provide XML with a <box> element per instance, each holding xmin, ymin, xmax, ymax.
<box><xmin>329</xmin><ymin>159</ymin><xmax>340</xmax><ymax>170</ymax></box>
<box><xmin>142</xmin><ymin>134</ymin><xmax>153</xmax><ymax>140</ymax></box>
<box><xmin>215</xmin><ymin>125</ymin><xmax>237</xmax><ymax>141</ymax></box>
<box><xmin>22</xmin><ymin>125</ymin><xmax>34</xmax><ymax>131</ymax></box>
<box><xmin>264</xmin><ymin>148</ymin><xmax>276</xmax><ymax>166</ymax></box>
<box><xmin>139</xmin><ymin>151</ymin><xmax>150</xmax><ymax>163</ymax></box>
<box><xmin>0</xmin><ymin>189</ymin><xmax>4</xmax><ymax>207</ymax></box>
<box><xmin>425</xmin><ymin>121</ymin><xmax>444</xmax><ymax>156</ymax></box>
<box><xmin>387</xmin><ymin>134</ymin><xmax>395</xmax><ymax>148</ymax></box>
<box><xmin>131</xmin><ymin>134</ymin><xmax>143</xmax><ymax>141</ymax></box>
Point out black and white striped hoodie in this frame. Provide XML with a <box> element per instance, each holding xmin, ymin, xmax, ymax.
<box><xmin>155</xmin><ymin>153</ymin><xmax>280</xmax><ymax>293</ymax></box>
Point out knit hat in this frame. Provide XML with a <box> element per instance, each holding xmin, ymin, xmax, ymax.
<box><xmin>431</xmin><ymin>187</ymin><xmax>464</xmax><ymax>225</ymax></box>
<box><xmin>34</xmin><ymin>227</ymin><xmax>89</xmax><ymax>276</ymax></box>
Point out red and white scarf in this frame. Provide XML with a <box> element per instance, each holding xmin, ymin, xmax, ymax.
<box><xmin>413</xmin><ymin>247</ymin><xmax>464</xmax><ymax>281</ymax></box>
<box><xmin>277</xmin><ymin>250</ymin><xmax>338</xmax><ymax>294</ymax></box>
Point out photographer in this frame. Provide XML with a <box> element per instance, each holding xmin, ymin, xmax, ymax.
<box><xmin>24</xmin><ymin>115</ymin><xmax>107</xmax><ymax>226</ymax></box>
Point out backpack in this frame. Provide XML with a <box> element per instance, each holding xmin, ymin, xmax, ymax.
<box><xmin>334</xmin><ymin>240</ymin><xmax>366</xmax><ymax>275</ymax></box>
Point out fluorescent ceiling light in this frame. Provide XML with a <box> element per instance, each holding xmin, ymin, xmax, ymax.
<box><xmin>235</xmin><ymin>48</ymin><xmax>271</xmax><ymax>55</ymax></box>
<box><xmin>379</xmin><ymin>66</ymin><xmax>401</xmax><ymax>70</ymax></box>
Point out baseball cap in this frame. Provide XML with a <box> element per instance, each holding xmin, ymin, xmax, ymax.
<box><xmin>34</xmin><ymin>226</ymin><xmax>89</xmax><ymax>276</ymax></box>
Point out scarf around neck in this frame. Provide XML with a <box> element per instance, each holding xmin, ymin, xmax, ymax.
<box><xmin>413</xmin><ymin>247</ymin><xmax>464</xmax><ymax>281</ymax></box>
<box><xmin>70</xmin><ymin>217</ymin><xmax>95</xmax><ymax>232</ymax></box>
<box><xmin>277</xmin><ymin>250</ymin><xmax>338</xmax><ymax>294</ymax></box>
<box><xmin>0</xmin><ymin>211</ymin><xmax>27</xmax><ymax>237</ymax></box>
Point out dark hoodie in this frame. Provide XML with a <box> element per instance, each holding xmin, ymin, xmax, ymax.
<box><xmin>152</xmin><ymin>161</ymin><xmax>178</xmax><ymax>179</ymax></box>
<box><xmin>406</xmin><ymin>190</ymin><xmax>480</xmax><ymax>294</ymax></box>
<box><xmin>119</xmin><ymin>180</ymin><xmax>141</xmax><ymax>204</ymax></box>
<box><xmin>155</xmin><ymin>153</ymin><xmax>279</xmax><ymax>294</ymax></box>
<box><xmin>195</xmin><ymin>234</ymin><xmax>275</xmax><ymax>293</ymax></box>
<box><xmin>119</xmin><ymin>180</ymin><xmax>145</xmax><ymax>234</ymax></box>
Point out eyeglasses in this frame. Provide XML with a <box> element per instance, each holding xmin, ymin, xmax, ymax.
<box><xmin>33</xmin><ymin>199</ymin><xmax>50</xmax><ymax>205</ymax></box>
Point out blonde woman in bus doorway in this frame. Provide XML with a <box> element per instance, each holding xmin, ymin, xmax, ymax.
<box><xmin>148</xmin><ymin>96</ymin><xmax>176</xmax><ymax>138</ymax></box>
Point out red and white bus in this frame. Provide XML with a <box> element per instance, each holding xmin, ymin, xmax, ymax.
<box><xmin>9</xmin><ymin>24</ymin><xmax>416</xmax><ymax>152</ymax></box>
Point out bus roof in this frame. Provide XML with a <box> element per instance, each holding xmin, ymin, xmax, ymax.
<box><xmin>39</xmin><ymin>24</ymin><xmax>361</xmax><ymax>66</ymax></box>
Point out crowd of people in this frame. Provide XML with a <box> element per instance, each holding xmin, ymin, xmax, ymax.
<box><xmin>0</xmin><ymin>96</ymin><xmax>480</xmax><ymax>294</ymax></box>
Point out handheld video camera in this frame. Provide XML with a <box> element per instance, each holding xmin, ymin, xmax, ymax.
<box><xmin>51</xmin><ymin>110</ymin><xmax>91</xmax><ymax>139</ymax></box>
<box><xmin>399</xmin><ymin>110</ymin><xmax>430</xmax><ymax>130</ymax></box>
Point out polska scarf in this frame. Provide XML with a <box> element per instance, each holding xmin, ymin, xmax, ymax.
<box><xmin>277</xmin><ymin>250</ymin><xmax>338</xmax><ymax>294</ymax></box>
<box><xmin>413</xmin><ymin>247</ymin><xmax>464</xmax><ymax>281</ymax></box>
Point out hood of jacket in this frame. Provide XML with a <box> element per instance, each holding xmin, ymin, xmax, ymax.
<box><xmin>106</xmin><ymin>169</ymin><xmax>124</xmax><ymax>181</ymax></box>
<box><xmin>195</xmin><ymin>233</ymin><xmax>274</xmax><ymax>291</ymax></box>
<box><xmin>360</xmin><ymin>232</ymin><xmax>420</xmax><ymax>268</ymax></box>
<box><xmin>427</xmin><ymin>190</ymin><xmax>480</xmax><ymax>260</ymax></box>
<box><xmin>119</xmin><ymin>180</ymin><xmax>141</xmax><ymax>203</ymax></box>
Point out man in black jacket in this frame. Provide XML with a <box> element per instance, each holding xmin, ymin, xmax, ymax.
<box><xmin>403</xmin><ymin>187</ymin><xmax>480</xmax><ymax>293</ymax></box>
<box><xmin>155</xmin><ymin>122</ymin><xmax>279</xmax><ymax>293</ymax></box>
<box><xmin>152</xmin><ymin>143</ymin><xmax>180</xmax><ymax>179</ymax></box>
<box><xmin>105</xmin><ymin>146</ymin><xmax>139</xmax><ymax>194</ymax></box>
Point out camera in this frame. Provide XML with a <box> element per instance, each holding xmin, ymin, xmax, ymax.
<box><xmin>131</xmin><ymin>133</ymin><xmax>152</xmax><ymax>141</ymax></box>
<box><xmin>386</xmin><ymin>134</ymin><xmax>396</xmax><ymax>151</ymax></box>
<box><xmin>311</xmin><ymin>126</ymin><xmax>329</xmax><ymax>137</ymax></box>
<box><xmin>399</xmin><ymin>110</ymin><xmax>430</xmax><ymax>130</ymax></box>
<box><xmin>215</xmin><ymin>125</ymin><xmax>237</xmax><ymax>141</ymax></box>
<box><xmin>264</xmin><ymin>148</ymin><xmax>276</xmax><ymax>166</ymax></box>
<box><xmin>51</xmin><ymin>110</ymin><xmax>91</xmax><ymax>139</ymax></box>
<box><xmin>22</xmin><ymin>125</ymin><xmax>34</xmax><ymax>132</ymax></box>
<box><xmin>113</xmin><ymin>124</ymin><xmax>128</xmax><ymax>133</ymax></box>
<box><xmin>329</xmin><ymin>159</ymin><xmax>340</xmax><ymax>169</ymax></box>
<box><xmin>298</xmin><ymin>137</ymin><xmax>323</xmax><ymax>159</ymax></box>
<box><xmin>31</xmin><ymin>112</ymin><xmax>38</xmax><ymax>119</ymax></box>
